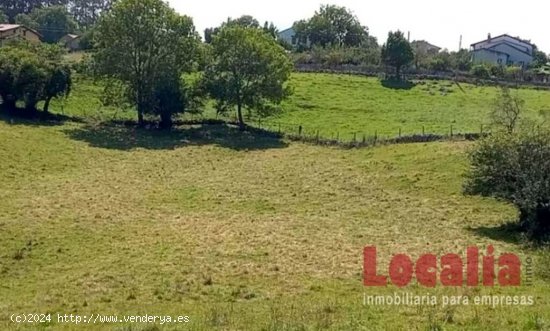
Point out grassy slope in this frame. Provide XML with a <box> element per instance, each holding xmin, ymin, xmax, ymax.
<box><xmin>55</xmin><ymin>74</ymin><xmax>550</xmax><ymax>142</ymax></box>
<box><xmin>0</xmin><ymin>118</ymin><xmax>549</xmax><ymax>330</ymax></box>
<box><xmin>269</xmin><ymin>73</ymin><xmax>550</xmax><ymax>139</ymax></box>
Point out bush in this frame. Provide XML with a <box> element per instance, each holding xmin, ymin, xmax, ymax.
<box><xmin>465</xmin><ymin>131</ymin><xmax>550</xmax><ymax>241</ymax></box>
<box><xmin>504</xmin><ymin>66</ymin><xmax>523</xmax><ymax>81</ymax></box>
<box><xmin>490</xmin><ymin>65</ymin><xmax>505</xmax><ymax>78</ymax></box>
<box><xmin>0</xmin><ymin>43</ymin><xmax>71</xmax><ymax>112</ymax></box>
<box><xmin>470</xmin><ymin>64</ymin><xmax>491</xmax><ymax>79</ymax></box>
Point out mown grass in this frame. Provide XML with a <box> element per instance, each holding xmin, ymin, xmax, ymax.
<box><xmin>0</xmin><ymin>115</ymin><xmax>549</xmax><ymax>330</ymax></box>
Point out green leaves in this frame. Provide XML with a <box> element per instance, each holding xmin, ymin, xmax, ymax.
<box><xmin>94</xmin><ymin>0</ymin><xmax>200</xmax><ymax>126</ymax></box>
<box><xmin>381</xmin><ymin>31</ymin><xmax>414</xmax><ymax>75</ymax></box>
<box><xmin>203</xmin><ymin>26</ymin><xmax>292</xmax><ymax>128</ymax></box>
<box><xmin>0</xmin><ymin>44</ymin><xmax>71</xmax><ymax>111</ymax></box>
<box><xmin>465</xmin><ymin>130</ymin><xmax>550</xmax><ymax>240</ymax></box>
<box><xmin>293</xmin><ymin>5</ymin><xmax>369</xmax><ymax>48</ymax></box>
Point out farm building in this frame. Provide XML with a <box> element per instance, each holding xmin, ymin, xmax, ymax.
<box><xmin>471</xmin><ymin>34</ymin><xmax>534</xmax><ymax>68</ymax></box>
<box><xmin>411</xmin><ymin>40</ymin><xmax>441</xmax><ymax>55</ymax></box>
<box><xmin>59</xmin><ymin>34</ymin><xmax>82</xmax><ymax>52</ymax></box>
<box><xmin>278</xmin><ymin>27</ymin><xmax>298</xmax><ymax>47</ymax></box>
<box><xmin>0</xmin><ymin>24</ymin><xmax>41</xmax><ymax>45</ymax></box>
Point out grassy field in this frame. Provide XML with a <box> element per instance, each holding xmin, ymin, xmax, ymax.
<box><xmin>0</xmin><ymin>114</ymin><xmax>549</xmax><ymax>330</ymax></box>
<box><xmin>269</xmin><ymin>73</ymin><xmax>550</xmax><ymax>139</ymax></box>
<box><xmin>54</xmin><ymin>73</ymin><xmax>550</xmax><ymax>141</ymax></box>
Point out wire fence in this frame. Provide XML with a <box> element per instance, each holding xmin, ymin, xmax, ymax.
<box><xmin>239</xmin><ymin>117</ymin><xmax>490</xmax><ymax>148</ymax></box>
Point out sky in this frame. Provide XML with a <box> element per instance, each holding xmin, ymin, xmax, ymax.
<box><xmin>166</xmin><ymin>0</ymin><xmax>550</xmax><ymax>53</ymax></box>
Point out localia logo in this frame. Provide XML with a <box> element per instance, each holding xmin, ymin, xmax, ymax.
<box><xmin>363</xmin><ymin>245</ymin><xmax>524</xmax><ymax>287</ymax></box>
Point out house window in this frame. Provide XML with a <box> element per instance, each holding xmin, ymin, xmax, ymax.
<box><xmin>291</xmin><ymin>36</ymin><xmax>297</xmax><ymax>45</ymax></box>
<box><xmin>519</xmin><ymin>61</ymin><xmax>525</xmax><ymax>67</ymax></box>
<box><xmin>497</xmin><ymin>59</ymin><xmax>503</xmax><ymax>65</ymax></box>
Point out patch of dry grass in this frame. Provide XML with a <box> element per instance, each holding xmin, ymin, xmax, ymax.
<box><xmin>0</xmin><ymin>120</ymin><xmax>548</xmax><ymax>330</ymax></box>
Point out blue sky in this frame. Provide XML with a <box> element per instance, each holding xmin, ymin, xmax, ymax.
<box><xmin>167</xmin><ymin>0</ymin><xmax>549</xmax><ymax>53</ymax></box>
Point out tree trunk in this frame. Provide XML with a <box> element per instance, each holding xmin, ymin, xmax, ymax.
<box><xmin>25</xmin><ymin>100</ymin><xmax>37</xmax><ymax>112</ymax></box>
<box><xmin>237</xmin><ymin>102</ymin><xmax>245</xmax><ymax>131</ymax></box>
<box><xmin>43</xmin><ymin>97</ymin><xmax>52</xmax><ymax>113</ymax></box>
<box><xmin>160</xmin><ymin>112</ymin><xmax>172</xmax><ymax>130</ymax></box>
<box><xmin>2</xmin><ymin>95</ymin><xmax>16</xmax><ymax>110</ymax></box>
<box><xmin>137</xmin><ymin>104</ymin><xmax>145</xmax><ymax>127</ymax></box>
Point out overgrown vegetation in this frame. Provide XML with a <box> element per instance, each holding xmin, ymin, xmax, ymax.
<box><xmin>0</xmin><ymin>42</ymin><xmax>71</xmax><ymax>112</ymax></box>
<box><xmin>465</xmin><ymin>88</ymin><xmax>550</xmax><ymax>241</ymax></box>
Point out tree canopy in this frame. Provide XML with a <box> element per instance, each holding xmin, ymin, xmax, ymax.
<box><xmin>0</xmin><ymin>10</ymin><xmax>8</xmax><ymax>23</ymax></box>
<box><xmin>204</xmin><ymin>15</ymin><xmax>277</xmax><ymax>43</ymax></box>
<box><xmin>1</xmin><ymin>0</ymin><xmax>112</xmax><ymax>29</ymax></box>
<box><xmin>203</xmin><ymin>26</ymin><xmax>293</xmax><ymax>130</ymax></box>
<box><xmin>94</xmin><ymin>0</ymin><xmax>200</xmax><ymax>127</ymax></box>
<box><xmin>381</xmin><ymin>30</ymin><xmax>414</xmax><ymax>77</ymax></box>
<box><xmin>293</xmin><ymin>5</ymin><xmax>369</xmax><ymax>48</ymax></box>
<box><xmin>19</xmin><ymin>5</ymin><xmax>77</xmax><ymax>43</ymax></box>
<box><xmin>0</xmin><ymin>43</ymin><xmax>71</xmax><ymax>112</ymax></box>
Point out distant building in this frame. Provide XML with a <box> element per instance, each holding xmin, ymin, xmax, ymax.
<box><xmin>411</xmin><ymin>40</ymin><xmax>441</xmax><ymax>55</ymax></box>
<box><xmin>0</xmin><ymin>24</ymin><xmax>41</xmax><ymax>45</ymax></box>
<box><xmin>59</xmin><ymin>34</ymin><xmax>82</xmax><ymax>52</ymax></box>
<box><xmin>278</xmin><ymin>27</ymin><xmax>298</xmax><ymax>47</ymax></box>
<box><xmin>278</xmin><ymin>27</ymin><xmax>310</xmax><ymax>48</ymax></box>
<box><xmin>471</xmin><ymin>34</ymin><xmax>534</xmax><ymax>68</ymax></box>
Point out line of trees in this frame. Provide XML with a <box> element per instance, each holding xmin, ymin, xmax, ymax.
<box><xmin>287</xmin><ymin>5</ymin><xmax>549</xmax><ymax>77</ymax></box>
<box><xmin>0</xmin><ymin>0</ymin><xmax>111</xmax><ymax>28</ymax></box>
<box><xmin>91</xmin><ymin>0</ymin><xmax>292</xmax><ymax>129</ymax></box>
<box><xmin>1</xmin><ymin>0</ymin><xmax>294</xmax><ymax>129</ymax></box>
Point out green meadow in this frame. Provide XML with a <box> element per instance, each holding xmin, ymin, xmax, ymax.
<box><xmin>1</xmin><ymin>73</ymin><xmax>550</xmax><ymax>330</ymax></box>
<box><xmin>55</xmin><ymin>73</ymin><xmax>550</xmax><ymax>141</ymax></box>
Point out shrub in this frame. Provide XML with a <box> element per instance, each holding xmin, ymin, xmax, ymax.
<box><xmin>466</xmin><ymin>88</ymin><xmax>550</xmax><ymax>241</ymax></box>
<box><xmin>465</xmin><ymin>131</ymin><xmax>550</xmax><ymax>241</ymax></box>
<box><xmin>0</xmin><ymin>44</ymin><xmax>71</xmax><ymax>112</ymax></box>
<box><xmin>504</xmin><ymin>66</ymin><xmax>523</xmax><ymax>81</ymax></box>
<box><xmin>490</xmin><ymin>65</ymin><xmax>505</xmax><ymax>78</ymax></box>
<box><xmin>470</xmin><ymin>64</ymin><xmax>491</xmax><ymax>79</ymax></box>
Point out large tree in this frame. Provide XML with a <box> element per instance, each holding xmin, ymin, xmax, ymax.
<box><xmin>68</xmin><ymin>0</ymin><xmax>113</xmax><ymax>29</ymax></box>
<box><xmin>0</xmin><ymin>0</ymin><xmax>68</xmax><ymax>22</ymax></box>
<box><xmin>94</xmin><ymin>0</ymin><xmax>200</xmax><ymax>127</ymax></box>
<box><xmin>30</xmin><ymin>5</ymin><xmax>77</xmax><ymax>43</ymax></box>
<box><xmin>293</xmin><ymin>5</ymin><xmax>369</xmax><ymax>48</ymax></box>
<box><xmin>203</xmin><ymin>26</ymin><xmax>292</xmax><ymax>130</ymax></box>
<box><xmin>0</xmin><ymin>10</ymin><xmax>8</xmax><ymax>23</ymax></box>
<box><xmin>381</xmin><ymin>30</ymin><xmax>414</xmax><ymax>78</ymax></box>
<box><xmin>204</xmin><ymin>15</ymin><xmax>277</xmax><ymax>43</ymax></box>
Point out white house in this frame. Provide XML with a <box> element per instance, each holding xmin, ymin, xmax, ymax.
<box><xmin>471</xmin><ymin>34</ymin><xmax>534</xmax><ymax>67</ymax></box>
